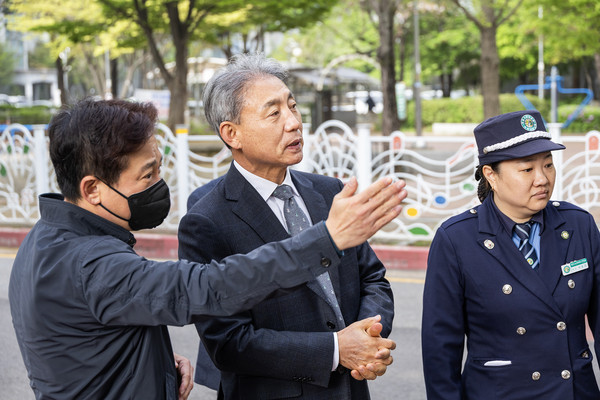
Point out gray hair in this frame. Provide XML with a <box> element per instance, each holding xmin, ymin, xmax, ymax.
<box><xmin>203</xmin><ymin>53</ymin><xmax>289</xmax><ymax>141</ymax></box>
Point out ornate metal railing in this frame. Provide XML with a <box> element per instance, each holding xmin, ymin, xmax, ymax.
<box><xmin>2</xmin><ymin>121</ymin><xmax>598</xmax><ymax>244</ymax></box>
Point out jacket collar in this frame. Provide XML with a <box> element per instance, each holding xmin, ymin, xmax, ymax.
<box><xmin>223</xmin><ymin>164</ymin><xmax>329</xmax><ymax>232</ymax></box>
<box><xmin>39</xmin><ymin>193</ymin><xmax>136</xmax><ymax>247</ymax></box>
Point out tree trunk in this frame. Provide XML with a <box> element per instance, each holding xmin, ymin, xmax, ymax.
<box><xmin>441</xmin><ymin>73</ymin><xmax>453</xmax><ymax>98</ymax></box>
<box><xmin>165</xmin><ymin>3</ymin><xmax>189</xmax><ymax>130</ymax></box>
<box><xmin>221</xmin><ymin>33</ymin><xmax>234</xmax><ymax>60</ymax></box>
<box><xmin>594</xmin><ymin>53</ymin><xmax>600</xmax><ymax>101</ymax></box>
<box><xmin>398</xmin><ymin>33</ymin><xmax>406</xmax><ymax>83</ymax></box>
<box><xmin>83</xmin><ymin>51</ymin><xmax>105</xmax><ymax>97</ymax></box>
<box><xmin>111</xmin><ymin>58</ymin><xmax>119</xmax><ymax>99</ymax></box>
<box><xmin>120</xmin><ymin>52</ymin><xmax>150</xmax><ymax>99</ymax></box>
<box><xmin>480</xmin><ymin>26</ymin><xmax>500</xmax><ymax>118</ymax></box>
<box><xmin>375</xmin><ymin>0</ymin><xmax>400</xmax><ymax>135</ymax></box>
<box><xmin>56</xmin><ymin>57</ymin><xmax>68</xmax><ymax>105</ymax></box>
<box><xmin>167</xmin><ymin>49</ymin><xmax>188</xmax><ymax>129</ymax></box>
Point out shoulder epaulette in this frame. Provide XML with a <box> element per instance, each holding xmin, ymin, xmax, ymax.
<box><xmin>440</xmin><ymin>205</ymin><xmax>480</xmax><ymax>229</ymax></box>
<box><xmin>548</xmin><ymin>200</ymin><xmax>587</xmax><ymax>213</ymax></box>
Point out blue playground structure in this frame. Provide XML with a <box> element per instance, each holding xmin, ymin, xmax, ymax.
<box><xmin>515</xmin><ymin>66</ymin><xmax>593</xmax><ymax>129</ymax></box>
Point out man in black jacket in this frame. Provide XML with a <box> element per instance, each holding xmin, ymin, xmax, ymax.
<box><xmin>9</xmin><ymin>98</ymin><xmax>406</xmax><ymax>399</ymax></box>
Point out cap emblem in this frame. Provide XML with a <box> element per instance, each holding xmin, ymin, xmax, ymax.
<box><xmin>521</xmin><ymin>114</ymin><xmax>537</xmax><ymax>132</ymax></box>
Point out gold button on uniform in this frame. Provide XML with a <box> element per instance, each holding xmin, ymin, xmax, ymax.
<box><xmin>561</xmin><ymin>370</ymin><xmax>571</xmax><ymax>379</ymax></box>
<box><xmin>568</xmin><ymin>279</ymin><xmax>575</xmax><ymax>289</ymax></box>
<box><xmin>561</xmin><ymin>231</ymin><xmax>569</xmax><ymax>240</ymax></box>
<box><xmin>469</xmin><ymin>208</ymin><xmax>477</xmax><ymax>214</ymax></box>
<box><xmin>516</xmin><ymin>327</ymin><xmax>526</xmax><ymax>335</ymax></box>
<box><xmin>557</xmin><ymin>321</ymin><xmax>566</xmax><ymax>331</ymax></box>
<box><xmin>502</xmin><ymin>284</ymin><xmax>512</xmax><ymax>295</ymax></box>
<box><xmin>532</xmin><ymin>371</ymin><xmax>541</xmax><ymax>381</ymax></box>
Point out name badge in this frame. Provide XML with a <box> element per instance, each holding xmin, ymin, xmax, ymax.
<box><xmin>561</xmin><ymin>258</ymin><xmax>589</xmax><ymax>276</ymax></box>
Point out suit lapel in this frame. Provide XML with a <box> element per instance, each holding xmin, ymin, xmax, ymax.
<box><xmin>224</xmin><ymin>164</ymin><xmax>289</xmax><ymax>244</ymax></box>
<box><xmin>478</xmin><ymin>198</ymin><xmax>562</xmax><ymax>316</ymax></box>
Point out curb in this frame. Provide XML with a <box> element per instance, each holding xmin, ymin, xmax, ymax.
<box><xmin>0</xmin><ymin>228</ymin><xmax>428</xmax><ymax>270</ymax></box>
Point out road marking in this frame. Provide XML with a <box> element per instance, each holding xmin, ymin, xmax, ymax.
<box><xmin>0</xmin><ymin>253</ymin><xmax>16</xmax><ymax>259</ymax></box>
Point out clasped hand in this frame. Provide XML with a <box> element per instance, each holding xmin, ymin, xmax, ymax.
<box><xmin>337</xmin><ymin>315</ymin><xmax>396</xmax><ymax>380</ymax></box>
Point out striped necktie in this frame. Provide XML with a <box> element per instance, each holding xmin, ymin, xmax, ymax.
<box><xmin>514</xmin><ymin>222</ymin><xmax>539</xmax><ymax>269</ymax></box>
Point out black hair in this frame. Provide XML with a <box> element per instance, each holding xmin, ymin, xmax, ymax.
<box><xmin>48</xmin><ymin>98</ymin><xmax>158</xmax><ymax>201</ymax></box>
<box><xmin>475</xmin><ymin>162</ymin><xmax>500</xmax><ymax>202</ymax></box>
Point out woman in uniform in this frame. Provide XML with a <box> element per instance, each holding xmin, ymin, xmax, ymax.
<box><xmin>422</xmin><ymin>110</ymin><xmax>600</xmax><ymax>400</ymax></box>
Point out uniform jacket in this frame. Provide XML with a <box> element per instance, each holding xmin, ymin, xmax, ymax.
<box><xmin>422</xmin><ymin>195</ymin><xmax>600</xmax><ymax>400</ymax></box>
<box><xmin>178</xmin><ymin>166</ymin><xmax>394</xmax><ymax>400</ymax></box>
<box><xmin>9</xmin><ymin>193</ymin><xmax>340</xmax><ymax>400</ymax></box>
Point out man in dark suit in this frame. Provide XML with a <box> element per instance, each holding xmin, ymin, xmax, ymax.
<box><xmin>178</xmin><ymin>53</ymin><xmax>398</xmax><ymax>399</ymax></box>
<box><xmin>186</xmin><ymin>176</ymin><xmax>223</xmax><ymax>211</ymax></box>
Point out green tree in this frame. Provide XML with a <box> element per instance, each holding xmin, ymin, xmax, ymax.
<box><xmin>97</xmin><ymin>0</ymin><xmax>217</xmax><ymax>129</ymax></box>
<box><xmin>276</xmin><ymin>0</ymin><xmax>402</xmax><ymax>134</ymax></box>
<box><xmin>0</xmin><ymin>46</ymin><xmax>16</xmax><ymax>88</ymax></box>
<box><xmin>536</xmin><ymin>0</ymin><xmax>600</xmax><ymax>98</ymax></box>
<box><xmin>359</xmin><ymin>0</ymin><xmax>403</xmax><ymax>134</ymax></box>
<box><xmin>273</xmin><ymin>0</ymin><xmax>378</xmax><ymax>68</ymax></box>
<box><xmin>10</xmin><ymin>0</ymin><xmax>103</xmax><ymax>104</ymax></box>
<box><xmin>419</xmin><ymin>2</ymin><xmax>479</xmax><ymax>97</ymax></box>
<box><xmin>9</xmin><ymin>0</ymin><xmax>144</xmax><ymax>104</ymax></box>
<box><xmin>447</xmin><ymin>0</ymin><xmax>525</xmax><ymax>118</ymax></box>
<box><xmin>214</xmin><ymin>0</ymin><xmax>339</xmax><ymax>58</ymax></box>
<box><xmin>97</xmin><ymin>0</ymin><xmax>338</xmax><ymax>130</ymax></box>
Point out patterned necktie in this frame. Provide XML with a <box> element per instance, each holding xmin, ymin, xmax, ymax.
<box><xmin>271</xmin><ymin>185</ymin><xmax>310</xmax><ymax>236</ymax></box>
<box><xmin>514</xmin><ymin>222</ymin><xmax>539</xmax><ymax>270</ymax></box>
<box><xmin>271</xmin><ymin>184</ymin><xmax>345</xmax><ymax>327</ymax></box>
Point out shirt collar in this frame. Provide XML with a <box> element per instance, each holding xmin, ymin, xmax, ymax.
<box><xmin>233</xmin><ymin>161</ymin><xmax>298</xmax><ymax>200</ymax></box>
<box><xmin>488</xmin><ymin>193</ymin><xmax>544</xmax><ymax>234</ymax></box>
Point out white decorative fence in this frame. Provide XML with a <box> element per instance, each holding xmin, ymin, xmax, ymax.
<box><xmin>2</xmin><ymin>121</ymin><xmax>599</xmax><ymax>244</ymax></box>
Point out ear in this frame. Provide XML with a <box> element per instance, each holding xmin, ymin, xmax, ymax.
<box><xmin>482</xmin><ymin>165</ymin><xmax>496</xmax><ymax>190</ymax></box>
<box><xmin>219</xmin><ymin>121</ymin><xmax>242</xmax><ymax>150</ymax></box>
<box><xmin>80</xmin><ymin>176</ymin><xmax>102</xmax><ymax>206</ymax></box>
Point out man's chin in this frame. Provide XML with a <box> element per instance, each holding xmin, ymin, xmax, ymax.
<box><xmin>286</xmin><ymin>153</ymin><xmax>303</xmax><ymax>166</ymax></box>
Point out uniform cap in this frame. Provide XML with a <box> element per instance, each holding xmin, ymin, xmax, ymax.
<box><xmin>475</xmin><ymin>110</ymin><xmax>565</xmax><ymax>165</ymax></box>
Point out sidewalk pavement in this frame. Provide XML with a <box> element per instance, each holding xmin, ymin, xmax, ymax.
<box><xmin>0</xmin><ymin>227</ymin><xmax>429</xmax><ymax>270</ymax></box>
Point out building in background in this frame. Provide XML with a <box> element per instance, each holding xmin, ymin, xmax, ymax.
<box><xmin>0</xmin><ymin>11</ymin><xmax>59</xmax><ymax>107</ymax></box>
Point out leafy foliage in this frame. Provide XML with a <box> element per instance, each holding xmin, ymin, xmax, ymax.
<box><xmin>419</xmin><ymin>3</ymin><xmax>480</xmax><ymax>87</ymax></box>
<box><xmin>559</xmin><ymin>104</ymin><xmax>600</xmax><ymax>133</ymax></box>
<box><xmin>536</xmin><ymin>0</ymin><xmax>600</xmax><ymax>65</ymax></box>
<box><xmin>0</xmin><ymin>105</ymin><xmax>54</xmax><ymax>124</ymax></box>
<box><xmin>0</xmin><ymin>47</ymin><xmax>16</xmax><ymax>87</ymax></box>
<box><xmin>401</xmin><ymin>94</ymin><xmax>549</xmax><ymax>128</ymax></box>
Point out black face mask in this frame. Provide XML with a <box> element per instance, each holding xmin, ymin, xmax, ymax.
<box><xmin>98</xmin><ymin>178</ymin><xmax>171</xmax><ymax>231</ymax></box>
